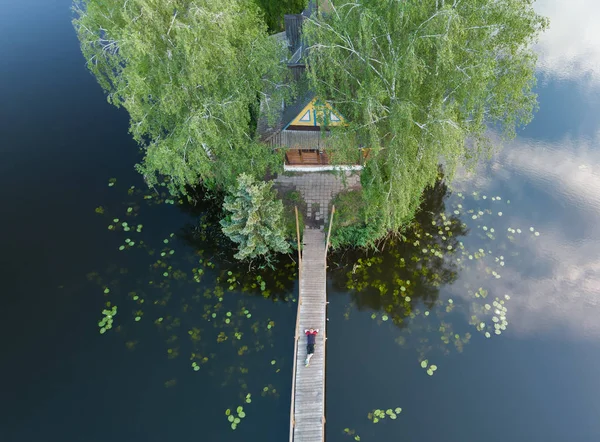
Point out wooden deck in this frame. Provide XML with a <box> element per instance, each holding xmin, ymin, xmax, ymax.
<box><xmin>290</xmin><ymin>228</ymin><xmax>327</xmax><ymax>442</ymax></box>
<box><xmin>285</xmin><ymin>149</ymin><xmax>330</xmax><ymax>166</ymax></box>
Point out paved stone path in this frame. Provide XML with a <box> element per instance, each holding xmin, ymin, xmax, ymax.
<box><xmin>275</xmin><ymin>172</ymin><xmax>361</xmax><ymax>227</ymax></box>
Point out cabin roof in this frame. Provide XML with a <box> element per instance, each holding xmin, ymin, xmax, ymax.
<box><xmin>256</xmin><ymin>1</ymin><xmax>341</xmax><ymax>142</ymax></box>
<box><xmin>257</xmin><ymin>92</ymin><xmax>315</xmax><ymax>142</ymax></box>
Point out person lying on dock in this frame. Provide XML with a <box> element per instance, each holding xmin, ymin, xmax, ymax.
<box><xmin>304</xmin><ymin>328</ymin><xmax>319</xmax><ymax>366</ymax></box>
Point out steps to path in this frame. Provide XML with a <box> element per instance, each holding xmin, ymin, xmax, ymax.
<box><xmin>291</xmin><ymin>228</ymin><xmax>327</xmax><ymax>442</ymax></box>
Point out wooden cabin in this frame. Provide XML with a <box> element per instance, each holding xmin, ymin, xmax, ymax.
<box><xmin>256</xmin><ymin>2</ymin><xmax>363</xmax><ymax>171</ymax></box>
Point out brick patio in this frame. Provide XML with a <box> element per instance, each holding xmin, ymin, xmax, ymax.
<box><xmin>275</xmin><ymin>171</ymin><xmax>361</xmax><ymax>228</ymax></box>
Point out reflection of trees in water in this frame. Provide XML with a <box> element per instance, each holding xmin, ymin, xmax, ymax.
<box><xmin>329</xmin><ymin>177</ymin><xmax>525</xmax><ymax>367</ymax></box>
<box><xmin>330</xmin><ymin>178</ymin><xmax>468</xmax><ymax>328</ymax></box>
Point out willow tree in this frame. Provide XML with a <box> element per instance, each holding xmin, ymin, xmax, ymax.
<box><xmin>73</xmin><ymin>0</ymin><xmax>289</xmax><ymax>194</ymax></box>
<box><xmin>304</xmin><ymin>0</ymin><xmax>548</xmax><ymax>237</ymax></box>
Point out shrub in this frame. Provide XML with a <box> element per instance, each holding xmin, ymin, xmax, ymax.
<box><xmin>329</xmin><ymin>190</ymin><xmax>386</xmax><ymax>248</ymax></box>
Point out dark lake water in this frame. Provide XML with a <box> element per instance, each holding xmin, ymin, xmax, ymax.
<box><xmin>2</xmin><ymin>1</ymin><xmax>600</xmax><ymax>441</ymax></box>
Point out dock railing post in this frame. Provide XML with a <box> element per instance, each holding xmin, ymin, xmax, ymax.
<box><xmin>295</xmin><ymin>206</ymin><xmax>302</xmax><ymax>268</ymax></box>
<box><xmin>324</xmin><ymin>205</ymin><xmax>335</xmax><ymax>261</ymax></box>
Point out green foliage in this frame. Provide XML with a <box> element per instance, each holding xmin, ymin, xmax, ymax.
<box><xmin>253</xmin><ymin>0</ymin><xmax>307</xmax><ymax>33</ymax></box>
<box><xmin>329</xmin><ymin>190</ymin><xmax>385</xmax><ymax>248</ymax></box>
<box><xmin>367</xmin><ymin>406</ymin><xmax>402</xmax><ymax>423</ymax></box>
<box><xmin>220</xmin><ymin>174</ymin><xmax>290</xmax><ymax>263</ymax></box>
<box><xmin>98</xmin><ymin>303</ymin><xmax>117</xmax><ymax>334</ymax></box>
<box><xmin>73</xmin><ymin>0</ymin><xmax>289</xmax><ymax>194</ymax></box>
<box><xmin>226</xmin><ymin>404</ymin><xmax>247</xmax><ymax>430</ymax></box>
<box><xmin>420</xmin><ymin>359</ymin><xmax>438</xmax><ymax>376</ymax></box>
<box><xmin>304</xmin><ymin>0</ymin><xmax>548</xmax><ymax>235</ymax></box>
<box><xmin>278</xmin><ymin>188</ymin><xmax>306</xmax><ymax>245</ymax></box>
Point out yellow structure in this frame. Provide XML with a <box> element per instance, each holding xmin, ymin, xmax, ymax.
<box><xmin>285</xmin><ymin>97</ymin><xmax>345</xmax><ymax>129</ymax></box>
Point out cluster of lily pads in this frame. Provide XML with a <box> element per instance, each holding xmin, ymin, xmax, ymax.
<box><xmin>98</xmin><ymin>303</ymin><xmax>117</xmax><ymax>334</ymax></box>
<box><xmin>420</xmin><ymin>359</ymin><xmax>438</xmax><ymax>376</ymax></box>
<box><xmin>225</xmin><ymin>405</ymin><xmax>246</xmax><ymax>430</ymax></box>
<box><xmin>482</xmin><ymin>295</ymin><xmax>510</xmax><ymax>337</ymax></box>
<box><xmin>368</xmin><ymin>407</ymin><xmax>402</xmax><ymax>423</ymax></box>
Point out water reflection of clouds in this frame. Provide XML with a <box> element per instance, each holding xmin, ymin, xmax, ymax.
<box><xmin>535</xmin><ymin>0</ymin><xmax>600</xmax><ymax>81</ymax></box>
<box><xmin>451</xmin><ymin>133</ymin><xmax>600</xmax><ymax>339</ymax></box>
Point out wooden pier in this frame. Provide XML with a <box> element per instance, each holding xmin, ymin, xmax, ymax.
<box><xmin>289</xmin><ymin>227</ymin><xmax>328</xmax><ymax>442</ymax></box>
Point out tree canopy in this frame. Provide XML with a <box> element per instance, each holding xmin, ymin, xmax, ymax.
<box><xmin>303</xmin><ymin>0</ymin><xmax>548</xmax><ymax>236</ymax></box>
<box><xmin>73</xmin><ymin>0</ymin><xmax>289</xmax><ymax>194</ymax></box>
<box><xmin>74</xmin><ymin>0</ymin><xmax>549</xmax><ymax>253</ymax></box>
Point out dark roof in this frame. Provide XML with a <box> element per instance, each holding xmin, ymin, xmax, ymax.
<box><xmin>255</xmin><ymin>1</ymin><xmax>319</xmax><ymax>142</ymax></box>
<box><xmin>280</xmin><ymin>92</ymin><xmax>314</xmax><ymax>130</ymax></box>
<box><xmin>257</xmin><ymin>92</ymin><xmax>315</xmax><ymax>142</ymax></box>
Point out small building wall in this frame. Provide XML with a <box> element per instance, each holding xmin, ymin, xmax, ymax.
<box><xmin>268</xmin><ymin>129</ymin><xmax>331</xmax><ymax>150</ymax></box>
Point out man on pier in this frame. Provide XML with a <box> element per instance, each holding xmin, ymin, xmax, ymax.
<box><xmin>304</xmin><ymin>328</ymin><xmax>319</xmax><ymax>366</ymax></box>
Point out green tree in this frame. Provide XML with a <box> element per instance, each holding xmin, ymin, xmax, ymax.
<box><xmin>304</xmin><ymin>0</ymin><xmax>548</xmax><ymax>236</ymax></box>
<box><xmin>73</xmin><ymin>0</ymin><xmax>289</xmax><ymax>194</ymax></box>
<box><xmin>221</xmin><ymin>174</ymin><xmax>290</xmax><ymax>263</ymax></box>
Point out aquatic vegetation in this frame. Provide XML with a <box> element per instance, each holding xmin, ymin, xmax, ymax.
<box><xmin>225</xmin><ymin>404</ymin><xmax>247</xmax><ymax>430</ymax></box>
<box><xmin>470</xmin><ymin>294</ymin><xmax>511</xmax><ymax>338</ymax></box>
<box><xmin>343</xmin><ymin>428</ymin><xmax>361</xmax><ymax>440</ymax></box>
<box><xmin>367</xmin><ymin>407</ymin><xmax>402</xmax><ymax>423</ymax></box>
<box><xmin>420</xmin><ymin>359</ymin><xmax>438</xmax><ymax>376</ymax></box>
<box><xmin>88</xmin><ymin>179</ymin><xmax>300</xmax><ymax>433</ymax></box>
<box><xmin>331</xmin><ymin>180</ymin><xmax>540</xmax><ymax>392</ymax></box>
<box><xmin>98</xmin><ymin>303</ymin><xmax>117</xmax><ymax>334</ymax></box>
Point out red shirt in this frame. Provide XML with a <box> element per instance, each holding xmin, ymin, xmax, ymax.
<box><xmin>305</xmin><ymin>330</ymin><xmax>317</xmax><ymax>345</ymax></box>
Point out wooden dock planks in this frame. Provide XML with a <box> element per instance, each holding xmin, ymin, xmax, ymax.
<box><xmin>291</xmin><ymin>227</ymin><xmax>327</xmax><ymax>442</ymax></box>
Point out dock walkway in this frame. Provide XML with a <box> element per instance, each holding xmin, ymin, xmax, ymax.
<box><xmin>290</xmin><ymin>227</ymin><xmax>327</xmax><ymax>442</ymax></box>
